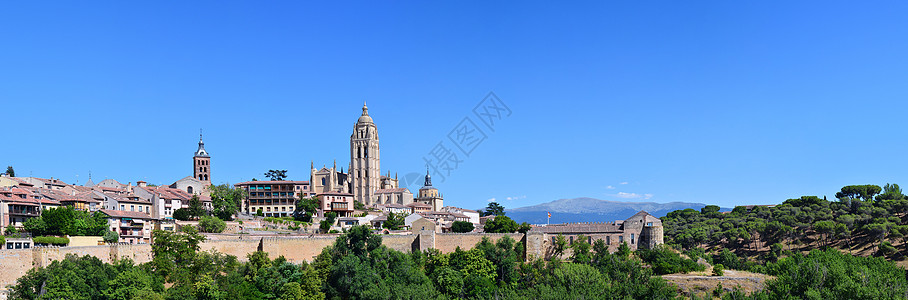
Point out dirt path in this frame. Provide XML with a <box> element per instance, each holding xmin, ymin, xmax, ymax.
<box><xmin>662</xmin><ymin>270</ymin><xmax>774</xmax><ymax>297</ymax></box>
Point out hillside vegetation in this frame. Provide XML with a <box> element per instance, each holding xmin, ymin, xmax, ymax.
<box><xmin>664</xmin><ymin>184</ymin><xmax>908</xmax><ymax>259</ymax></box>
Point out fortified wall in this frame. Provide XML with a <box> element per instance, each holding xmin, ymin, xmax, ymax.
<box><xmin>0</xmin><ymin>223</ymin><xmax>661</xmax><ymax>288</ymax></box>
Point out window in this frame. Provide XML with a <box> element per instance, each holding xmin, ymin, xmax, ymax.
<box><xmin>646</xmin><ymin>222</ymin><xmax>653</xmax><ymax>227</ymax></box>
<box><xmin>588</xmin><ymin>236</ymin><xmax>592</xmax><ymax>244</ymax></box>
<box><xmin>606</xmin><ymin>236</ymin><xmax>611</xmax><ymax>245</ymax></box>
<box><xmin>569</xmin><ymin>236</ymin><xmax>574</xmax><ymax>244</ymax></box>
<box><xmin>131</xmin><ymin>205</ymin><xmax>135</xmax><ymax>211</ymax></box>
<box><xmin>187</xmin><ymin>186</ymin><xmax>193</xmax><ymax>194</ymax></box>
<box><xmin>619</xmin><ymin>236</ymin><xmax>624</xmax><ymax>243</ymax></box>
<box><xmin>120</xmin><ymin>205</ymin><xmax>125</xmax><ymax>210</ymax></box>
<box><xmin>631</xmin><ymin>233</ymin><xmax>635</xmax><ymax>244</ymax></box>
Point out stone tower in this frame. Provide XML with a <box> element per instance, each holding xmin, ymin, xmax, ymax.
<box><xmin>193</xmin><ymin>132</ymin><xmax>211</xmax><ymax>185</ymax></box>
<box><xmin>350</xmin><ymin>103</ymin><xmax>380</xmax><ymax>205</ymax></box>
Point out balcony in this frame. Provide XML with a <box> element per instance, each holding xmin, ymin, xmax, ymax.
<box><xmin>9</xmin><ymin>209</ymin><xmax>39</xmax><ymax>217</ymax></box>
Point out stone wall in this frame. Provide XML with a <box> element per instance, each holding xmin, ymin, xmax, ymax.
<box><xmin>0</xmin><ymin>244</ymin><xmax>153</xmax><ymax>289</ymax></box>
<box><xmin>0</xmin><ymin>228</ymin><xmax>661</xmax><ymax>290</ymax></box>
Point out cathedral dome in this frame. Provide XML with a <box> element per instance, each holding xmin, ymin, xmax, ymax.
<box><xmin>358</xmin><ymin>103</ymin><xmax>373</xmax><ymax>123</ymax></box>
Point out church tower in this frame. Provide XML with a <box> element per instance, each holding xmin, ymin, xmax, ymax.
<box><xmin>417</xmin><ymin>168</ymin><xmax>443</xmax><ymax>211</ymax></box>
<box><xmin>350</xmin><ymin>103</ymin><xmax>380</xmax><ymax>205</ymax></box>
<box><xmin>193</xmin><ymin>132</ymin><xmax>211</xmax><ymax>185</ymax></box>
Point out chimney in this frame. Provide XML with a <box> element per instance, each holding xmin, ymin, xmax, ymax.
<box><xmin>137</xmin><ymin>181</ymin><xmax>147</xmax><ymax>188</ymax></box>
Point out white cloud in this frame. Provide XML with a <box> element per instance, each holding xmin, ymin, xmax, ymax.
<box><xmin>505</xmin><ymin>195</ymin><xmax>527</xmax><ymax>201</ymax></box>
<box><xmin>606</xmin><ymin>185</ymin><xmax>615</xmax><ymax>190</ymax></box>
<box><xmin>613</xmin><ymin>192</ymin><xmax>654</xmax><ymax>200</ymax></box>
<box><xmin>487</xmin><ymin>198</ymin><xmax>497</xmax><ymax>202</ymax></box>
<box><xmin>619</xmin><ymin>182</ymin><xmax>629</xmax><ymax>185</ymax></box>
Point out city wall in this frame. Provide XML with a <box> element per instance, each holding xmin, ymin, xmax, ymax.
<box><xmin>0</xmin><ymin>231</ymin><xmax>546</xmax><ymax>289</ymax></box>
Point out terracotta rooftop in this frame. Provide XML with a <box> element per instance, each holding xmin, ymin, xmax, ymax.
<box><xmin>375</xmin><ymin>188</ymin><xmax>409</xmax><ymax>193</ymax></box>
<box><xmin>235</xmin><ymin>180</ymin><xmax>310</xmax><ymax>185</ymax></box>
<box><xmin>406</xmin><ymin>202</ymin><xmax>432</xmax><ymax>208</ymax></box>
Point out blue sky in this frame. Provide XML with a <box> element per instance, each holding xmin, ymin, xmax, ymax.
<box><xmin>2</xmin><ymin>1</ymin><xmax>908</xmax><ymax>210</ymax></box>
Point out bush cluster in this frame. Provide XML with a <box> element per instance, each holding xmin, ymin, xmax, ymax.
<box><xmin>32</xmin><ymin>236</ymin><xmax>69</xmax><ymax>246</ymax></box>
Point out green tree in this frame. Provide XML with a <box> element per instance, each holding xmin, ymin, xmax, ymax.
<box><xmin>517</xmin><ymin>222</ymin><xmax>533</xmax><ymax>233</ymax></box>
<box><xmin>876</xmin><ymin>183</ymin><xmax>907</xmax><ymax>201</ymax></box>
<box><xmin>320</xmin><ymin>212</ymin><xmax>337</xmax><ymax>233</ymax></box>
<box><xmin>813</xmin><ymin>220</ymin><xmax>836</xmax><ymax>247</ymax></box>
<box><xmin>150</xmin><ymin>228</ymin><xmax>206</xmax><ymax>283</ymax></box>
<box><xmin>451</xmin><ymin>221</ymin><xmax>474</xmax><ymax>233</ymax></box>
<box><xmin>188</xmin><ymin>195</ymin><xmax>207</xmax><ymax>219</ymax></box>
<box><xmin>383</xmin><ymin>212</ymin><xmax>405</xmax><ymax>230</ymax></box>
<box><xmin>483</xmin><ymin>215</ymin><xmax>518</xmax><ymax>233</ymax></box>
<box><xmin>41</xmin><ymin>206</ymin><xmax>77</xmax><ymax>235</ymax></box>
<box><xmin>199</xmin><ymin>216</ymin><xmax>226</xmax><ymax>233</ymax></box>
<box><xmin>570</xmin><ymin>234</ymin><xmax>591</xmax><ymax>264</ymax></box>
<box><xmin>5</xmin><ymin>165</ymin><xmax>14</xmax><ymax>177</ymax></box>
<box><xmin>264</xmin><ymin>170</ymin><xmax>288</xmax><ymax>181</ymax></box>
<box><xmin>836</xmin><ymin>185</ymin><xmax>882</xmax><ymax>202</ymax></box>
<box><xmin>22</xmin><ymin>217</ymin><xmax>46</xmax><ymax>236</ymax></box>
<box><xmin>103</xmin><ymin>230</ymin><xmax>120</xmax><ymax>243</ymax></box>
<box><xmin>5</xmin><ymin>224</ymin><xmax>17</xmax><ymax>234</ymax></box>
<box><xmin>173</xmin><ymin>208</ymin><xmax>192</xmax><ymax>221</ymax></box>
<box><xmin>553</xmin><ymin>234</ymin><xmax>568</xmax><ymax>258</ymax></box>
<box><xmin>209</xmin><ymin>184</ymin><xmax>244</xmax><ymax>221</ymax></box>
<box><xmin>103</xmin><ymin>268</ymin><xmax>158</xmax><ymax>300</ymax></box>
<box><xmin>294</xmin><ymin>196</ymin><xmax>319</xmax><ymax>222</ymax></box>
<box><xmin>482</xmin><ymin>202</ymin><xmax>506</xmax><ymax>216</ymax></box>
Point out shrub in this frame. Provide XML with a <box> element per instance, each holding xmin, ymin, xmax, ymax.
<box><xmin>0</xmin><ymin>236</ymin><xmax>5</xmax><ymax>246</ymax></box>
<box><xmin>636</xmin><ymin>244</ymin><xmax>705</xmax><ymax>275</ymax></box>
<box><xmin>237</xmin><ymin>220</ymin><xmax>244</xmax><ymax>225</ymax></box>
<box><xmin>33</xmin><ymin>236</ymin><xmax>69</xmax><ymax>246</ymax></box>
<box><xmin>5</xmin><ymin>224</ymin><xmax>17</xmax><ymax>234</ymax></box>
<box><xmin>712</xmin><ymin>263</ymin><xmax>725</xmax><ymax>276</ymax></box>
<box><xmin>256</xmin><ymin>208</ymin><xmax>264</xmax><ymax>217</ymax></box>
<box><xmin>198</xmin><ymin>216</ymin><xmax>226</xmax><ymax>233</ymax></box>
<box><xmin>103</xmin><ymin>230</ymin><xmax>119</xmax><ymax>243</ymax></box>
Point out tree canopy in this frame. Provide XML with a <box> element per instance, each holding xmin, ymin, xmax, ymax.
<box><xmin>264</xmin><ymin>170</ymin><xmax>288</xmax><ymax>181</ymax></box>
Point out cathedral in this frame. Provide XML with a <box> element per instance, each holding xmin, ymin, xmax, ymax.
<box><xmin>310</xmin><ymin>104</ymin><xmax>442</xmax><ymax>210</ymax></box>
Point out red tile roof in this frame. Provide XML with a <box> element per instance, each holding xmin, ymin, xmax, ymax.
<box><xmin>235</xmin><ymin>181</ymin><xmax>310</xmax><ymax>186</ymax></box>
<box><xmin>375</xmin><ymin>188</ymin><xmax>409</xmax><ymax>193</ymax></box>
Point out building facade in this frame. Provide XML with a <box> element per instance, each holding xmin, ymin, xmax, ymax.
<box><xmin>529</xmin><ymin>211</ymin><xmax>664</xmax><ymax>253</ymax></box>
<box><xmin>235</xmin><ymin>181</ymin><xmax>310</xmax><ymax>217</ymax></box>
<box><xmin>317</xmin><ymin>191</ymin><xmax>355</xmax><ymax>217</ymax></box>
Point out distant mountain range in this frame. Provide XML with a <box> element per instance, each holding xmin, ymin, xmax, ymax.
<box><xmin>503</xmin><ymin>197</ymin><xmax>727</xmax><ymax>224</ymax></box>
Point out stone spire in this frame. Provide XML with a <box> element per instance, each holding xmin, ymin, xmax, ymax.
<box><xmin>424</xmin><ymin>167</ymin><xmax>432</xmax><ymax>187</ymax></box>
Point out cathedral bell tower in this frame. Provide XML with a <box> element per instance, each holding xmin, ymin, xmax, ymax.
<box><xmin>350</xmin><ymin>103</ymin><xmax>380</xmax><ymax>205</ymax></box>
<box><xmin>193</xmin><ymin>131</ymin><xmax>211</xmax><ymax>185</ymax></box>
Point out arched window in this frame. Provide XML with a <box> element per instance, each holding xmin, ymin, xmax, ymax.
<box><xmin>187</xmin><ymin>186</ymin><xmax>193</xmax><ymax>194</ymax></box>
<box><xmin>199</xmin><ymin>175</ymin><xmax>203</xmax><ymax>180</ymax></box>
<box><xmin>321</xmin><ymin>178</ymin><xmax>326</xmax><ymax>185</ymax></box>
